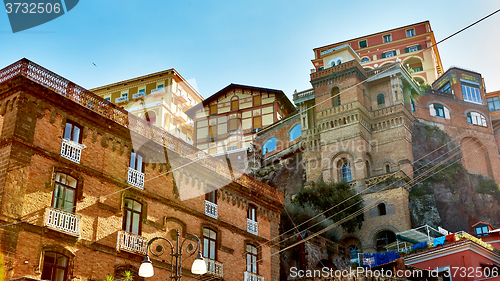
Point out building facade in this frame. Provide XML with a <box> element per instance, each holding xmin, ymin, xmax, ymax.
<box><xmin>0</xmin><ymin>59</ymin><xmax>283</xmax><ymax>281</ymax></box>
<box><xmin>91</xmin><ymin>69</ymin><xmax>203</xmax><ymax>145</ymax></box>
<box><xmin>486</xmin><ymin>90</ymin><xmax>500</xmax><ymax>151</ymax></box>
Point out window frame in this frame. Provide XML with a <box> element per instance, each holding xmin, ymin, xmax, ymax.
<box><xmin>203</xmin><ymin>228</ymin><xmax>217</xmax><ymax>260</ymax></box>
<box><xmin>289</xmin><ymin>124</ymin><xmax>301</xmax><ymax>142</ymax></box>
<box><xmin>231</xmin><ymin>99</ymin><xmax>239</xmax><ymax>111</ymax></box>
<box><xmin>253</xmin><ymin>116</ymin><xmax>262</xmax><ymax>131</ymax></box>
<box><xmin>439</xmin><ymin>82</ymin><xmax>452</xmax><ymax>93</ymax></box>
<box><xmin>246</xmin><ymin>244</ymin><xmax>258</xmax><ymax>274</ymax></box>
<box><xmin>433</xmin><ymin>104</ymin><xmax>446</xmax><ymax>118</ymax></box>
<box><xmin>41</xmin><ymin>251</ymin><xmax>69</xmax><ymax>281</ymax></box>
<box><xmin>467</xmin><ymin>112</ymin><xmax>487</xmax><ymax>127</ymax></box>
<box><xmin>205</xmin><ymin>190</ymin><xmax>217</xmax><ymax>204</ymax></box>
<box><xmin>123</xmin><ymin>198</ymin><xmax>143</xmax><ymax>235</ymax></box>
<box><xmin>63</xmin><ymin>121</ymin><xmax>83</xmax><ymax>144</ymax></box>
<box><xmin>383</xmin><ymin>34</ymin><xmax>392</xmax><ymax>43</ymax></box>
<box><xmin>359</xmin><ymin>40</ymin><xmax>367</xmax><ymax>49</ymax></box>
<box><xmin>210</xmin><ymin>104</ymin><xmax>217</xmax><ymax>115</ymax></box>
<box><xmin>461</xmin><ymin>81</ymin><xmax>483</xmax><ymax>104</ymax></box>
<box><xmin>228</xmin><ymin>118</ymin><xmax>241</xmax><ymax>132</ymax></box>
<box><xmin>406</xmin><ymin>28</ymin><xmax>415</xmax><ymax>37</ymax></box>
<box><xmin>377</xmin><ymin>94</ymin><xmax>385</xmax><ymax>105</ymax></box>
<box><xmin>52</xmin><ymin>172</ymin><xmax>78</xmax><ymax>214</ymax></box>
<box><xmin>262</xmin><ymin>138</ymin><xmax>277</xmax><ymax>155</ymax></box>
<box><xmin>253</xmin><ymin>95</ymin><xmax>261</xmax><ymax>106</ymax></box>
<box><xmin>209</xmin><ymin>125</ymin><xmax>217</xmax><ymax>140</ymax></box>
<box><xmin>248</xmin><ymin>204</ymin><xmax>257</xmax><ymax>222</ymax></box>
<box><xmin>129</xmin><ymin>151</ymin><xmax>145</xmax><ymax>173</ymax></box>
<box><xmin>377</xmin><ymin>203</ymin><xmax>387</xmax><ymax>216</ymax></box>
<box><xmin>338</xmin><ymin>159</ymin><xmax>351</xmax><ymax>182</ymax></box>
<box><xmin>361</xmin><ymin>57</ymin><xmax>370</xmax><ymax>63</ymax></box>
<box><xmin>487</xmin><ymin>97</ymin><xmax>500</xmax><ymax>112</ymax></box>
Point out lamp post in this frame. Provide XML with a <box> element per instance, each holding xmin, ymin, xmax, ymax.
<box><xmin>138</xmin><ymin>229</ymin><xmax>207</xmax><ymax>280</ymax></box>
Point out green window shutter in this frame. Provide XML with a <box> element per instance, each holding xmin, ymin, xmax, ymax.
<box><xmin>417</xmin><ymin>44</ymin><xmax>422</xmax><ymax>50</ymax></box>
<box><xmin>393</xmin><ymin>50</ymin><xmax>397</xmax><ymax>56</ymax></box>
<box><xmin>381</xmin><ymin>53</ymin><xmax>386</xmax><ymax>59</ymax></box>
<box><xmin>404</xmin><ymin>47</ymin><xmax>409</xmax><ymax>53</ymax></box>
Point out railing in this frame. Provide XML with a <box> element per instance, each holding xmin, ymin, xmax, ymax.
<box><xmin>0</xmin><ymin>59</ymin><xmax>283</xmax><ymax>203</ymax></box>
<box><xmin>365</xmin><ymin>62</ymin><xmax>398</xmax><ymax>77</ymax></box>
<box><xmin>44</xmin><ymin>207</ymin><xmax>81</xmax><ymax>237</ymax></box>
<box><xmin>127</xmin><ymin>167</ymin><xmax>145</xmax><ymax>189</ymax></box>
<box><xmin>60</xmin><ymin>138</ymin><xmax>86</xmax><ymax>164</ymax></box>
<box><xmin>205</xmin><ymin>258</ymin><xmax>224</xmax><ymax>278</ymax></box>
<box><xmin>132</xmin><ymin>92</ymin><xmax>146</xmax><ymax>99</ymax></box>
<box><xmin>244</xmin><ymin>271</ymin><xmax>264</xmax><ymax>281</ymax></box>
<box><xmin>364</xmin><ymin>170</ymin><xmax>409</xmax><ymax>186</ymax></box>
<box><xmin>151</xmin><ymin>88</ymin><xmax>166</xmax><ymax>95</ymax></box>
<box><xmin>177</xmin><ymin>110</ymin><xmax>188</xmax><ymax>121</ymax></box>
<box><xmin>116</xmin><ymin>230</ymin><xmax>148</xmax><ymax>255</ymax></box>
<box><xmin>310</xmin><ymin>60</ymin><xmax>364</xmax><ymax>80</ymax></box>
<box><xmin>116</xmin><ymin>96</ymin><xmax>129</xmax><ymax>103</ymax></box>
<box><xmin>293</xmin><ymin>88</ymin><xmax>315</xmax><ymax>101</ymax></box>
<box><xmin>247</xmin><ymin>219</ymin><xmax>258</xmax><ymax>235</ymax></box>
<box><xmin>412</xmin><ymin>66</ymin><xmax>423</xmax><ymax>72</ymax></box>
<box><xmin>205</xmin><ymin>200</ymin><xmax>218</xmax><ymax>219</ymax></box>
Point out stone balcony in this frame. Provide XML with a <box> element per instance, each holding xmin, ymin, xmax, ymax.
<box><xmin>44</xmin><ymin>207</ymin><xmax>81</xmax><ymax>237</ymax></box>
<box><xmin>293</xmin><ymin>88</ymin><xmax>315</xmax><ymax>103</ymax></box>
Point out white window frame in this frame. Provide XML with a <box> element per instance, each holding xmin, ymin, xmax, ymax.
<box><xmin>383</xmin><ymin>34</ymin><xmax>392</xmax><ymax>43</ymax></box>
<box><xmin>467</xmin><ymin>112</ymin><xmax>487</xmax><ymax>127</ymax></box>
<box><xmin>461</xmin><ymin>79</ymin><xmax>483</xmax><ymax>104</ymax></box>
<box><xmin>406</xmin><ymin>29</ymin><xmax>415</xmax><ymax>37</ymax></box>
<box><xmin>408</xmin><ymin>45</ymin><xmax>418</xmax><ymax>52</ymax></box>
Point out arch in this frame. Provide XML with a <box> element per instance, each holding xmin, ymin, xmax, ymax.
<box><xmin>164</xmin><ymin>217</ymin><xmax>187</xmax><ymax>237</ymax></box>
<box><xmin>360</xmin><ymin>57</ymin><xmax>370</xmax><ymax>63</ymax></box>
<box><xmin>460</xmin><ymin>137</ymin><xmax>492</xmax><ymax>178</ymax></box>
<box><xmin>465</xmin><ymin>111</ymin><xmax>488</xmax><ymax>127</ymax></box>
<box><xmin>363</xmin><ymin>66</ymin><xmax>374</xmax><ymax>71</ymax></box>
<box><xmin>374</xmin><ymin>230</ymin><xmax>396</xmax><ymax>252</ymax></box>
<box><xmin>40</xmin><ymin>245</ymin><xmax>76</xmax><ymax>281</ymax></box>
<box><xmin>367</xmin><ymin>225</ymin><xmax>399</xmax><ymax>250</ymax></box>
<box><xmin>427</xmin><ymin>101</ymin><xmax>451</xmax><ymax>119</ymax></box>
<box><xmin>377</xmin><ymin>93</ymin><xmax>385</xmax><ymax>105</ymax></box>
<box><xmin>413</xmin><ymin>76</ymin><xmax>426</xmax><ymax>84</ymax></box>
<box><xmin>379</xmin><ymin>61</ymin><xmax>395</xmax><ymax>67</ymax></box>
<box><xmin>262</xmin><ymin>137</ymin><xmax>277</xmax><ymax>155</ymax></box>
<box><xmin>230</xmin><ymin>95</ymin><xmax>239</xmax><ymax>111</ymax></box>
<box><xmin>401</xmin><ymin>55</ymin><xmax>423</xmax><ymax>65</ymax></box>
<box><xmin>331</xmin><ymin>86</ymin><xmax>341</xmax><ymax>107</ymax></box>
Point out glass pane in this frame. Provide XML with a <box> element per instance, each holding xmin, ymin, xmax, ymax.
<box><xmin>64</xmin><ymin>188</ymin><xmax>75</xmax><ymax>202</ymax></box>
<box><xmin>132</xmin><ymin>213</ymin><xmax>140</xmax><ymax>234</ymax></box>
<box><xmin>66</xmin><ymin>175</ymin><xmax>77</xmax><ymax>188</ymax></box>
<box><xmin>137</xmin><ymin>155</ymin><xmax>143</xmax><ymax>172</ymax></box>
<box><xmin>56</xmin><ymin>173</ymin><xmax>65</xmax><ymax>184</ymax></box>
<box><xmin>56</xmin><ymin>254</ymin><xmax>68</xmax><ymax>266</ymax></box>
<box><xmin>133</xmin><ymin>200</ymin><xmax>142</xmax><ymax>212</ymax></box>
<box><xmin>125</xmin><ymin>210</ymin><xmax>131</xmax><ymax>232</ymax></box>
<box><xmin>72</xmin><ymin>126</ymin><xmax>80</xmax><ymax>143</ymax></box>
<box><xmin>247</xmin><ymin>255</ymin><xmax>252</xmax><ymax>271</ymax></box>
<box><xmin>55</xmin><ymin>268</ymin><xmax>66</xmax><ymax>281</ymax></box>
<box><xmin>45</xmin><ymin>252</ymin><xmax>56</xmax><ymax>263</ymax></box>
<box><xmin>203</xmin><ymin>228</ymin><xmax>209</xmax><ymax>237</ymax></box>
<box><xmin>483</xmin><ymin>226</ymin><xmax>489</xmax><ymax>233</ymax></box>
<box><xmin>209</xmin><ymin>241</ymin><xmax>215</xmax><ymax>259</ymax></box>
<box><xmin>63</xmin><ymin>123</ymin><xmax>72</xmax><ymax>140</ymax></box>
<box><xmin>130</xmin><ymin>153</ymin><xmax>136</xmax><ymax>170</ymax></box>
<box><xmin>210</xmin><ymin>229</ymin><xmax>216</xmax><ymax>239</ymax></box>
<box><xmin>203</xmin><ymin>240</ymin><xmax>209</xmax><ymax>258</ymax></box>
<box><xmin>476</xmin><ymin>227</ymin><xmax>482</xmax><ymax>234</ymax></box>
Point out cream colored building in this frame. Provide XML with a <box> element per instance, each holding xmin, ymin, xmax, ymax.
<box><xmin>91</xmin><ymin>69</ymin><xmax>203</xmax><ymax>144</ymax></box>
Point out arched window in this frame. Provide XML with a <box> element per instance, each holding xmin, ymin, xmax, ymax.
<box><xmin>385</xmin><ymin>164</ymin><xmax>390</xmax><ymax>174</ymax></box>
<box><xmin>41</xmin><ymin>252</ymin><xmax>69</xmax><ymax>281</ymax></box>
<box><xmin>330</xmin><ymin>61</ymin><xmax>335</xmax><ymax>67</ymax></box>
<box><xmin>262</xmin><ymin>138</ymin><xmax>277</xmax><ymax>155</ymax></box>
<box><xmin>361</xmin><ymin>57</ymin><xmax>370</xmax><ymax>63</ymax></box>
<box><xmin>365</xmin><ymin>161</ymin><xmax>371</xmax><ymax>177</ymax></box>
<box><xmin>337</xmin><ymin>59</ymin><xmax>342</xmax><ymax>65</ymax></box>
<box><xmin>337</xmin><ymin>159</ymin><xmax>351</xmax><ymax>182</ymax></box>
<box><xmin>467</xmin><ymin>112</ymin><xmax>487</xmax><ymax>127</ymax></box>
<box><xmin>289</xmin><ymin>124</ymin><xmax>301</xmax><ymax>142</ymax></box>
<box><xmin>231</xmin><ymin>99</ymin><xmax>239</xmax><ymax>111</ymax></box>
<box><xmin>377</xmin><ymin>203</ymin><xmax>387</xmax><ymax>216</ymax></box>
<box><xmin>430</xmin><ymin>103</ymin><xmax>449</xmax><ymax>119</ymax></box>
<box><xmin>377</xmin><ymin>94</ymin><xmax>385</xmax><ymax>105</ymax></box>
<box><xmin>53</xmin><ymin>173</ymin><xmax>77</xmax><ymax>213</ymax></box>
<box><xmin>246</xmin><ymin>244</ymin><xmax>258</xmax><ymax>274</ymax></box>
<box><xmin>248</xmin><ymin>204</ymin><xmax>257</xmax><ymax>222</ymax></box>
<box><xmin>375</xmin><ymin>231</ymin><xmax>396</xmax><ymax>252</ymax></box>
<box><xmin>203</xmin><ymin>228</ymin><xmax>217</xmax><ymax>260</ymax></box>
<box><xmin>123</xmin><ymin>199</ymin><xmax>143</xmax><ymax>235</ymax></box>
<box><xmin>332</xmin><ymin>88</ymin><xmax>341</xmax><ymax>107</ymax></box>
<box><xmin>349</xmin><ymin>246</ymin><xmax>359</xmax><ymax>263</ymax></box>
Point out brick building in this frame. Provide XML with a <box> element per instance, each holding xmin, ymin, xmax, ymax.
<box><xmin>0</xmin><ymin>59</ymin><xmax>283</xmax><ymax>281</ymax></box>
<box><xmin>486</xmin><ymin>90</ymin><xmax>500</xmax><ymax>151</ymax></box>
<box><xmin>91</xmin><ymin>69</ymin><xmax>203</xmax><ymax>145</ymax></box>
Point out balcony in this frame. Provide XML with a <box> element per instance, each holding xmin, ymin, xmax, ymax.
<box><xmin>205</xmin><ymin>258</ymin><xmax>223</xmax><ymax>278</ymax></box>
<box><xmin>116</xmin><ymin>230</ymin><xmax>148</xmax><ymax>255</ymax></box>
<box><xmin>247</xmin><ymin>219</ymin><xmax>258</xmax><ymax>235</ymax></box>
<box><xmin>175</xmin><ymin>90</ymin><xmax>188</xmax><ymax>103</ymax></box>
<box><xmin>204</xmin><ymin>200</ymin><xmax>218</xmax><ymax>219</ymax></box>
<box><xmin>132</xmin><ymin>92</ymin><xmax>146</xmax><ymax>99</ymax></box>
<box><xmin>244</xmin><ymin>271</ymin><xmax>264</xmax><ymax>281</ymax></box>
<box><xmin>44</xmin><ymin>207</ymin><xmax>81</xmax><ymax>237</ymax></box>
<box><xmin>115</xmin><ymin>96</ymin><xmax>129</xmax><ymax>103</ymax></box>
<box><xmin>412</xmin><ymin>66</ymin><xmax>423</xmax><ymax>73</ymax></box>
<box><xmin>293</xmin><ymin>88</ymin><xmax>315</xmax><ymax>103</ymax></box>
<box><xmin>60</xmin><ymin>138</ymin><xmax>86</xmax><ymax>164</ymax></box>
<box><xmin>127</xmin><ymin>167</ymin><xmax>145</xmax><ymax>189</ymax></box>
<box><xmin>151</xmin><ymin>88</ymin><xmax>166</xmax><ymax>95</ymax></box>
<box><xmin>176</xmin><ymin>110</ymin><xmax>188</xmax><ymax>122</ymax></box>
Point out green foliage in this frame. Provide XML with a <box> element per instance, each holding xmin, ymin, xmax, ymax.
<box><xmin>121</xmin><ymin>271</ymin><xmax>134</xmax><ymax>281</ymax></box>
<box><xmin>477</xmin><ymin>177</ymin><xmax>500</xmax><ymax>201</ymax></box>
<box><xmin>422</xmin><ymin>162</ymin><xmax>465</xmax><ymax>192</ymax></box>
<box><xmin>409</xmin><ymin>184</ymin><xmax>434</xmax><ymax>197</ymax></box>
<box><xmin>419</xmin><ymin>83</ymin><xmax>432</xmax><ymax>93</ymax></box>
<box><xmin>104</xmin><ymin>275</ymin><xmax>114</xmax><ymax>281</ymax></box>
<box><xmin>293</xmin><ymin>181</ymin><xmax>364</xmax><ymax>233</ymax></box>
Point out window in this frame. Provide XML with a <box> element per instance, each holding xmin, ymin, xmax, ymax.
<box><xmin>359</xmin><ymin>40</ymin><xmax>367</xmax><ymax>49</ymax></box>
<box><xmin>246</xmin><ymin>244</ymin><xmax>258</xmax><ymax>274</ymax></box>
<box><xmin>383</xmin><ymin>34</ymin><xmax>391</xmax><ymax>43</ymax></box>
<box><xmin>365</xmin><ymin>161</ymin><xmax>371</xmax><ymax>177</ymax></box>
<box><xmin>262</xmin><ymin>138</ymin><xmax>277</xmax><ymax>155</ymax></box>
<box><xmin>330</xmin><ymin>61</ymin><xmax>335</xmax><ymax>67</ymax></box>
<box><xmin>253</xmin><ymin>116</ymin><xmax>262</xmax><ymax>131</ymax></box>
<box><xmin>487</xmin><ymin>97</ymin><xmax>500</xmax><ymax>111</ymax></box>
<box><xmin>41</xmin><ymin>252</ymin><xmax>69</xmax><ymax>281</ymax></box>
<box><xmin>248</xmin><ymin>205</ymin><xmax>257</xmax><ymax>222</ymax></box>
<box><xmin>406</xmin><ymin>29</ymin><xmax>415</xmax><ymax>37</ymax></box>
<box><xmin>332</xmin><ymin>88</ymin><xmax>341</xmax><ymax>107</ymax></box>
<box><xmin>405</xmin><ymin>44</ymin><xmax>421</xmax><ymax>53</ymax></box>
<box><xmin>476</xmin><ymin>226</ymin><xmax>489</xmax><ymax>236</ymax></box>
<box><xmin>139</xmin><ymin>89</ymin><xmax>145</xmax><ymax>94</ymax></box>
<box><xmin>385</xmin><ymin>164</ymin><xmax>390</xmax><ymax>174</ymax></box>
<box><xmin>209</xmin><ymin>126</ymin><xmax>217</xmax><ymax>140</ymax></box>
<box><xmin>338</xmin><ymin>159</ymin><xmax>351</xmax><ymax>182</ymax></box>
<box><xmin>289</xmin><ymin>124</ymin><xmax>301</xmax><ymax>142</ymax></box>
<box><xmin>461</xmin><ymin>81</ymin><xmax>482</xmax><ymax>104</ymax></box>
<box><xmin>433</xmin><ymin>104</ymin><xmax>445</xmax><ymax>118</ymax></box>
<box><xmin>411</xmin><ymin>100</ymin><xmax>415</xmax><ymax>112</ymax></box>
<box><xmin>377</xmin><ymin>94</ymin><xmax>385</xmax><ymax>105</ymax></box>
<box><xmin>203</xmin><ymin>228</ymin><xmax>217</xmax><ymax>260</ymax></box>
<box><xmin>467</xmin><ymin>112</ymin><xmax>487</xmax><ymax>127</ymax></box>
<box><xmin>439</xmin><ymin>82</ymin><xmax>451</xmax><ymax>93</ymax></box>
<box><xmin>105</xmin><ymin>97</ymin><xmax>111</xmax><ymax>101</ymax></box>
<box><xmin>122</xmin><ymin>93</ymin><xmax>128</xmax><ymax>98</ymax></box>
<box><xmin>229</xmin><ymin>118</ymin><xmax>240</xmax><ymax>132</ymax></box>
<box><xmin>63</xmin><ymin>121</ymin><xmax>82</xmax><ymax>143</ymax></box>
<box><xmin>361</xmin><ymin>57</ymin><xmax>370</xmax><ymax>63</ymax></box>
<box><xmin>123</xmin><ymin>199</ymin><xmax>142</xmax><ymax>235</ymax></box>
<box><xmin>381</xmin><ymin>51</ymin><xmax>396</xmax><ymax>58</ymax></box>
<box><xmin>210</xmin><ymin>105</ymin><xmax>217</xmax><ymax>115</ymax></box>
<box><xmin>253</xmin><ymin>95</ymin><xmax>261</xmax><ymax>106</ymax></box>
<box><xmin>205</xmin><ymin>190</ymin><xmax>217</xmax><ymax>204</ymax></box>
<box><xmin>157</xmin><ymin>84</ymin><xmax>164</xmax><ymax>89</ymax></box>
<box><xmin>130</xmin><ymin>151</ymin><xmax>144</xmax><ymax>173</ymax></box>
<box><xmin>377</xmin><ymin>203</ymin><xmax>387</xmax><ymax>216</ymax></box>
<box><xmin>231</xmin><ymin>100</ymin><xmax>239</xmax><ymax>111</ymax></box>
<box><xmin>52</xmin><ymin>173</ymin><xmax>77</xmax><ymax>213</ymax></box>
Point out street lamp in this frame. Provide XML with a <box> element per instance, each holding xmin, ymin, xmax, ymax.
<box><xmin>139</xmin><ymin>229</ymin><xmax>207</xmax><ymax>280</ymax></box>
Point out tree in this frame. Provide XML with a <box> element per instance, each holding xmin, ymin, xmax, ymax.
<box><xmin>293</xmin><ymin>181</ymin><xmax>364</xmax><ymax>233</ymax></box>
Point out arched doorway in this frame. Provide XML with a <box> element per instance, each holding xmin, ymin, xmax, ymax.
<box><xmin>374</xmin><ymin>230</ymin><xmax>396</xmax><ymax>252</ymax></box>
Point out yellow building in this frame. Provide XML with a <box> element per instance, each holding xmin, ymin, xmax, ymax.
<box><xmin>91</xmin><ymin>69</ymin><xmax>203</xmax><ymax>145</ymax></box>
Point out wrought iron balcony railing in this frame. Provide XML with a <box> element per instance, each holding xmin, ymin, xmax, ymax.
<box><xmin>44</xmin><ymin>207</ymin><xmax>81</xmax><ymax>237</ymax></box>
<box><xmin>247</xmin><ymin>219</ymin><xmax>258</xmax><ymax>235</ymax></box>
<box><xmin>127</xmin><ymin>167</ymin><xmax>145</xmax><ymax>189</ymax></box>
<box><xmin>132</xmin><ymin>92</ymin><xmax>146</xmax><ymax>99</ymax></box>
<box><xmin>115</xmin><ymin>96</ymin><xmax>129</xmax><ymax>103</ymax></box>
<box><xmin>204</xmin><ymin>200</ymin><xmax>218</xmax><ymax>219</ymax></box>
<box><xmin>60</xmin><ymin>138</ymin><xmax>86</xmax><ymax>164</ymax></box>
<box><xmin>116</xmin><ymin>230</ymin><xmax>148</xmax><ymax>255</ymax></box>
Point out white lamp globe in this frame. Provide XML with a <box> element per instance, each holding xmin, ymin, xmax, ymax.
<box><xmin>191</xmin><ymin>253</ymin><xmax>207</xmax><ymax>275</ymax></box>
<box><xmin>138</xmin><ymin>256</ymin><xmax>154</xmax><ymax>278</ymax></box>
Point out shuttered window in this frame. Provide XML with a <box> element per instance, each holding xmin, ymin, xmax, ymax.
<box><xmin>253</xmin><ymin>95</ymin><xmax>261</xmax><ymax>106</ymax></box>
<box><xmin>229</xmin><ymin>119</ymin><xmax>240</xmax><ymax>132</ymax></box>
<box><xmin>210</xmin><ymin>105</ymin><xmax>217</xmax><ymax>115</ymax></box>
<box><xmin>231</xmin><ymin>100</ymin><xmax>239</xmax><ymax>111</ymax></box>
<box><xmin>253</xmin><ymin>116</ymin><xmax>262</xmax><ymax>130</ymax></box>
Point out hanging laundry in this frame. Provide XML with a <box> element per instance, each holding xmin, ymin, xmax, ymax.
<box><xmin>433</xmin><ymin>236</ymin><xmax>446</xmax><ymax>247</ymax></box>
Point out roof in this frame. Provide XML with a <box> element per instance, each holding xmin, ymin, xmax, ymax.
<box><xmin>472</xmin><ymin>221</ymin><xmax>494</xmax><ymax>229</ymax></box>
<box><xmin>185</xmin><ymin>83</ymin><xmax>295</xmax><ymax>116</ymax></box>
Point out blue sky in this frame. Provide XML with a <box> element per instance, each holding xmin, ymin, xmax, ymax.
<box><xmin>1</xmin><ymin>0</ymin><xmax>500</xmax><ymax>100</ymax></box>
